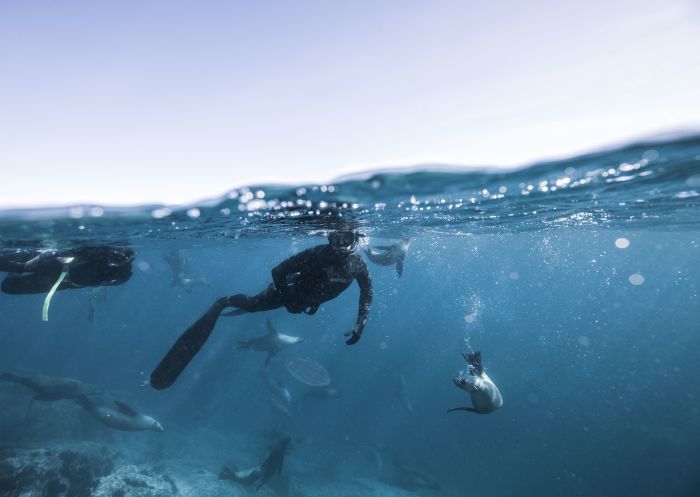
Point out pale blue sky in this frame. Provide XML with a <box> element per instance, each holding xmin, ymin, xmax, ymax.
<box><xmin>1</xmin><ymin>0</ymin><xmax>698</xmax><ymax>208</ymax></box>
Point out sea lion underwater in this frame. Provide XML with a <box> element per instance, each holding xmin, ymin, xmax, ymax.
<box><xmin>237</xmin><ymin>318</ymin><xmax>304</xmax><ymax>367</ymax></box>
<box><xmin>259</xmin><ymin>369</ymin><xmax>292</xmax><ymax>418</ymax></box>
<box><xmin>392</xmin><ymin>455</ymin><xmax>441</xmax><ymax>492</ymax></box>
<box><xmin>219</xmin><ymin>436</ymin><xmax>291</xmax><ymax>491</ymax></box>
<box><xmin>74</xmin><ymin>396</ymin><xmax>163</xmax><ymax>432</ymax></box>
<box><xmin>1</xmin><ymin>371</ymin><xmax>103</xmax><ymax>423</ymax></box>
<box><xmin>396</xmin><ymin>370</ymin><xmax>413</xmax><ymax>414</ymax></box>
<box><xmin>163</xmin><ymin>249</ymin><xmax>210</xmax><ymax>293</ymax></box>
<box><xmin>364</xmin><ymin>239</ymin><xmax>411</xmax><ymax>277</ymax></box>
<box><xmin>448</xmin><ymin>351</ymin><xmax>503</xmax><ymax>414</ymax></box>
<box><xmin>0</xmin><ymin>371</ymin><xmax>101</xmax><ymax>401</ymax></box>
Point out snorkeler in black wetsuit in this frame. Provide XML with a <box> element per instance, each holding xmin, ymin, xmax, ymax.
<box><xmin>0</xmin><ymin>246</ymin><xmax>135</xmax><ymax>295</ymax></box>
<box><xmin>150</xmin><ymin>231</ymin><xmax>372</xmax><ymax>390</ymax></box>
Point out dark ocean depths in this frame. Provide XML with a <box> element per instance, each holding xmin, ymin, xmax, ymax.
<box><xmin>1</xmin><ymin>134</ymin><xmax>699</xmax><ymax>497</ymax></box>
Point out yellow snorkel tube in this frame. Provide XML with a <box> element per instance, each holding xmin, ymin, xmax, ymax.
<box><xmin>41</xmin><ymin>256</ymin><xmax>74</xmax><ymax>322</ymax></box>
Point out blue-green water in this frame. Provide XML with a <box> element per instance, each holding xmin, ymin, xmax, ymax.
<box><xmin>1</xmin><ymin>135</ymin><xmax>699</xmax><ymax>497</ymax></box>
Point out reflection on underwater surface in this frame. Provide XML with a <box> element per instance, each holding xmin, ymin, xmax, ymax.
<box><xmin>0</xmin><ymin>135</ymin><xmax>699</xmax><ymax>497</ymax></box>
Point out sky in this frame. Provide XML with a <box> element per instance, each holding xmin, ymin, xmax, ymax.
<box><xmin>1</xmin><ymin>0</ymin><xmax>699</xmax><ymax>208</ymax></box>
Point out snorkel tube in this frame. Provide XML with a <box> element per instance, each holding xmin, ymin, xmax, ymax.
<box><xmin>41</xmin><ymin>256</ymin><xmax>74</xmax><ymax>322</ymax></box>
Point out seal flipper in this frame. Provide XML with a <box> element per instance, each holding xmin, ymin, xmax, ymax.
<box><xmin>277</xmin><ymin>454</ymin><xmax>284</xmax><ymax>475</ymax></box>
<box><xmin>396</xmin><ymin>258</ymin><xmax>404</xmax><ymax>277</ymax></box>
<box><xmin>114</xmin><ymin>401</ymin><xmax>138</xmax><ymax>417</ymax></box>
<box><xmin>150</xmin><ymin>297</ymin><xmax>229</xmax><ymax>390</ymax></box>
<box><xmin>447</xmin><ymin>406</ymin><xmax>480</xmax><ymax>414</ymax></box>
<box><xmin>266</xmin><ymin>318</ymin><xmax>278</xmax><ymax>335</ymax></box>
<box><xmin>219</xmin><ymin>466</ymin><xmax>236</xmax><ymax>482</ymax></box>
<box><xmin>463</xmin><ymin>351</ymin><xmax>483</xmax><ymax>376</ymax></box>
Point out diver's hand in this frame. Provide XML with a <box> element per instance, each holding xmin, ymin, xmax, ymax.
<box><xmin>344</xmin><ymin>325</ymin><xmax>363</xmax><ymax>345</ymax></box>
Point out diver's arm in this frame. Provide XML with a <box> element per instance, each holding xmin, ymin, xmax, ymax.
<box><xmin>0</xmin><ymin>258</ymin><xmax>29</xmax><ymax>273</ymax></box>
<box><xmin>345</xmin><ymin>257</ymin><xmax>372</xmax><ymax>345</ymax></box>
<box><xmin>0</xmin><ymin>249</ymin><xmax>54</xmax><ymax>273</ymax></box>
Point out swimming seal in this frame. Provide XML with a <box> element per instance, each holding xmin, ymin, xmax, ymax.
<box><xmin>364</xmin><ymin>239</ymin><xmax>411</xmax><ymax>277</ymax></box>
<box><xmin>219</xmin><ymin>437</ymin><xmax>291</xmax><ymax>490</ymax></box>
<box><xmin>0</xmin><ymin>371</ymin><xmax>101</xmax><ymax>401</ymax></box>
<box><xmin>1</xmin><ymin>371</ymin><xmax>102</xmax><ymax>423</ymax></box>
<box><xmin>448</xmin><ymin>351</ymin><xmax>503</xmax><ymax>414</ymax></box>
<box><xmin>74</xmin><ymin>396</ymin><xmax>163</xmax><ymax>432</ymax></box>
<box><xmin>237</xmin><ymin>319</ymin><xmax>304</xmax><ymax>367</ymax></box>
<box><xmin>259</xmin><ymin>369</ymin><xmax>292</xmax><ymax>418</ymax></box>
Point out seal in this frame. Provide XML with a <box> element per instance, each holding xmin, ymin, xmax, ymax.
<box><xmin>259</xmin><ymin>369</ymin><xmax>292</xmax><ymax>418</ymax></box>
<box><xmin>0</xmin><ymin>371</ymin><xmax>101</xmax><ymax>401</ymax></box>
<box><xmin>163</xmin><ymin>249</ymin><xmax>210</xmax><ymax>293</ymax></box>
<box><xmin>74</xmin><ymin>396</ymin><xmax>163</xmax><ymax>432</ymax></box>
<box><xmin>237</xmin><ymin>319</ymin><xmax>304</xmax><ymax>367</ymax></box>
<box><xmin>219</xmin><ymin>436</ymin><xmax>291</xmax><ymax>491</ymax></box>
<box><xmin>448</xmin><ymin>351</ymin><xmax>503</xmax><ymax>414</ymax></box>
<box><xmin>392</xmin><ymin>455</ymin><xmax>441</xmax><ymax>492</ymax></box>
<box><xmin>364</xmin><ymin>239</ymin><xmax>411</xmax><ymax>277</ymax></box>
<box><xmin>396</xmin><ymin>370</ymin><xmax>412</xmax><ymax>413</ymax></box>
<box><xmin>1</xmin><ymin>371</ymin><xmax>103</xmax><ymax>424</ymax></box>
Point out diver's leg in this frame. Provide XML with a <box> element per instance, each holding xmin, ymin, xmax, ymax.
<box><xmin>222</xmin><ymin>284</ymin><xmax>285</xmax><ymax>315</ymax></box>
<box><xmin>150</xmin><ymin>297</ymin><xmax>230</xmax><ymax>390</ymax></box>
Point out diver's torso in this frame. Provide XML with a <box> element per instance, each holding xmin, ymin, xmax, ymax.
<box><xmin>290</xmin><ymin>247</ymin><xmax>359</xmax><ymax>305</ymax></box>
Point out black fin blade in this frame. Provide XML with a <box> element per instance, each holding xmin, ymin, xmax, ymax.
<box><xmin>114</xmin><ymin>400</ymin><xmax>138</xmax><ymax>417</ymax></box>
<box><xmin>150</xmin><ymin>299</ymin><xmax>227</xmax><ymax>390</ymax></box>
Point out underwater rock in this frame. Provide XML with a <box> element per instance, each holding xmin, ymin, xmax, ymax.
<box><xmin>94</xmin><ymin>465</ymin><xmax>178</xmax><ymax>497</ymax></box>
<box><xmin>0</xmin><ymin>443</ymin><xmax>114</xmax><ymax>497</ymax></box>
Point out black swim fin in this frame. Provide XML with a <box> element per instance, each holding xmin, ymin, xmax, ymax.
<box><xmin>150</xmin><ymin>297</ymin><xmax>229</xmax><ymax>390</ymax></box>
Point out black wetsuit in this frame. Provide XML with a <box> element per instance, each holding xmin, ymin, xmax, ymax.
<box><xmin>0</xmin><ymin>246</ymin><xmax>134</xmax><ymax>295</ymax></box>
<box><xmin>229</xmin><ymin>244</ymin><xmax>372</xmax><ymax>329</ymax></box>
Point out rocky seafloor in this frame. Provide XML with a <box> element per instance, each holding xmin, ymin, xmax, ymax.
<box><xmin>0</xmin><ymin>391</ymin><xmax>436</xmax><ymax>497</ymax></box>
<box><xmin>0</xmin><ymin>441</ymin><xmax>431</xmax><ymax>497</ymax></box>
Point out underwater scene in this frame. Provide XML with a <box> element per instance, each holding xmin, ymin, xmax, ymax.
<box><xmin>1</xmin><ymin>134</ymin><xmax>699</xmax><ymax>497</ymax></box>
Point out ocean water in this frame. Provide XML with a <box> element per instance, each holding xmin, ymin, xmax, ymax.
<box><xmin>1</xmin><ymin>134</ymin><xmax>699</xmax><ymax>497</ymax></box>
